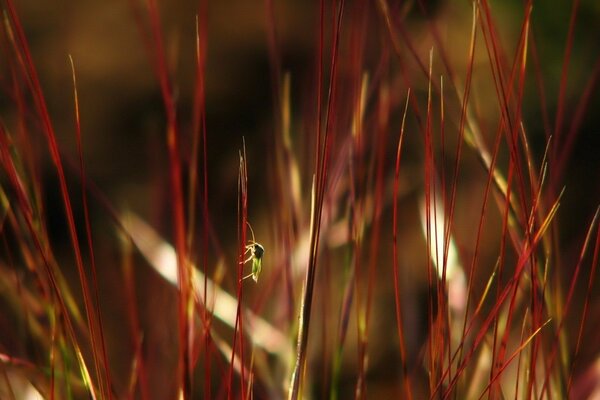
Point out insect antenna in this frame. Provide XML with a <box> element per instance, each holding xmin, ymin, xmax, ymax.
<box><xmin>246</xmin><ymin>220</ymin><xmax>257</xmax><ymax>244</ymax></box>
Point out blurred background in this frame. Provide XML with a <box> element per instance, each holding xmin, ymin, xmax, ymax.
<box><xmin>2</xmin><ymin>0</ymin><xmax>600</xmax><ymax>398</ymax></box>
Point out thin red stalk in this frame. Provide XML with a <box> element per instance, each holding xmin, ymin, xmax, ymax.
<box><xmin>440</xmin><ymin>6</ymin><xmax>478</xmax><ymax>390</ymax></box>
<box><xmin>201</xmin><ymin>34</ymin><xmax>211</xmax><ymax>400</ymax></box>
<box><xmin>49</xmin><ymin>300</ymin><xmax>57</xmax><ymax>399</ymax></box>
<box><xmin>358</xmin><ymin>83</ymin><xmax>388</xmax><ymax>399</ymax></box>
<box><xmin>392</xmin><ymin>91</ymin><xmax>413</xmax><ymax>400</ymax></box>
<box><xmin>414</xmin><ymin>0</ymin><xmax>456</xmax><ymax>83</ymax></box>
<box><xmin>0</xmin><ymin>356</ymin><xmax>18</xmax><ymax>400</ymax></box>
<box><xmin>553</xmin><ymin>0</ymin><xmax>580</xmax><ymax>145</ymax></box>
<box><xmin>348</xmin><ymin>17</ymin><xmax>366</xmax><ymax>395</ymax></box>
<box><xmin>121</xmin><ymin>237</ymin><xmax>150</xmax><ymax>400</ymax></box>
<box><xmin>513</xmin><ymin>309</ymin><xmax>530</xmax><ymax>400</ymax></box>
<box><xmin>451</xmin><ymin>99</ymin><xmax>503</xmax><ymax>400</ymax></box>
<box><xmin>264</xmin><ymin>0</ymin><xmax>282</xmax><ymax>120</ymax></box>
<box><xmin>0</xmin><ymin>241</ymin><xmax>21</xmax><ymax>400</ymax></box>
<box><xmin>487</xmin><ymin>159</ymin><xmax>515</xmax><ymax>399</ymax></box>
<box><xmin>321</xmin><ymin>252</ymin><xmax>332</xmax><ymax>399</ymax></box>
<box><xmin>129</xmin><ymin>331</ymin><xmax>148</xmax><ymax>398</ymax></box>
<box><xmin>127</xmin><ymin>0</ymin><xmax>154</xmax><ymax>70</ymax></box>
<box><xmin>438</xmin><ymin>75</ymin><xmax>454</xmax><ymax>393</ymax></box>
<box><xmin>69</xmin><ymin>57</ymin><xmax>113</xmax><ymax>398</ymax></box>
<box><xmin>423</xmin><ymin>49</ymin><xmax>440</xmax><ymax>391</ymax></box>
<box><xmin>528</xmin><ymin>35</ymin><xmax>552</xmax><ymax>139</ymax></box>
<box><xmin>554</xmin><ymin>56</ymin><xmax>600</xmax><ymax>186</ymax></box>
<box><xmin>354</xmin><ymin>276</ymin><xmax>367</xmax><ymax>399</ymax></box>
<box><xmin>327</xmin><ymin>248</ymin><xmax>348</xmax><ymax>398</ymax></box>
<box><xmin>348</xmin><ymin>6</ymin><xmax>368</xmax><ymax>375</ymax></box>
<box><xmin>498</xmin><ymin>178</ymin><xmax>541</xmax><ymax>400</ymax></box>
<box><xmin>510</xmin><ymin>16</ymin><xmax>536</xmax><ymax>229</ymax></box>
<box><xmin>229</xmin><ymin>146</ymin><xmax>248</xmax><ymax>399</ymax></box>
<box><xmin>379</xmin><ymin>0</ymin><xmax>429</xmax><ymax>82</ymax></box>
<box><xmin>526</xmin><ymin>176</ymin><xmax>548</xmax><ymax>398</ymax></box>
<box><xmin>331</xmin><ymin>101</ymin><xmax>358</xmax><ymax>398</ymax></box>
<box><xmin>314</xmin><ymin>0</ymin><xmax>325</xmax><ymax>177</ymax></box>
<box><xmin>188</xmin><ymin>21</ymin><xmax>201</xmax><ymax>308</ymax></box>
<box><xmin>439</xmin><ymin>73</ymin><xmax>458</xmax><ymax>394</ymax></box>
<box><xmin>262</xmin><ymin>0</ymin><xmax>284</xmax><ymax>301</ymax></box>
<box><xmin>479</xmin><ymin>0</ymin><xmax>512</xmax><ymax>133</ymax></box>
<box><xmin>568</xmin><ymin>215</ymin><xmax>600</xmax><ymax>394</ymax></box>
<box><xmin>6</xmin><ymin>53</ymin><xmax>46</xmax><ymax>234</ymax></box>
<box><xmin>267</xmin><ymin>144</ymin><xmax>296</xmax><ymax>320</ymax></box>
<box><xmin>317</xmin><ymin>0</ymin><xmax>343</xmax><ymax>204</ymax></box>
<box><xmin>349</xmin><ymin>1</ymin><xmax>372</xmax><ymax>398</ymax></box>
<box><xmin>365</xmin><ymin>80</ymin><xmax>387</xmax><ymax>332</ymax></box>
<box><xmin>289</xmin><ymin>1</ymin><xmax>345</xmax><ymax>398</ymax></box>
<box><xmin>376</xmin><ymin>0</ymin><xmax>425</xmax><ymax>134</ymax></box>
<box><xmin>265</xmin><ymin>3</ymin><xmax>296</xmax><ymax>323</ymax></box>
<box><xmin>142</xmin><ymin>0</ymin><xmax>191</xmax><ymax>395</ymax></box>
<box><xmin>189</xmin><ymin>3</ymin><xmax>211</xmax><ymax>397</ymax></box>
<box><xmin>238</xmin><ymin>154</ymin><xmax>248</xmax><ymax>397</ymax></box>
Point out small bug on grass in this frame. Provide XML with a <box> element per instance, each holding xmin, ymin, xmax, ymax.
<box><xmin>243</xmin><ymin>222</ymin><xmax>264</xmax><ymax>282</ymax></box>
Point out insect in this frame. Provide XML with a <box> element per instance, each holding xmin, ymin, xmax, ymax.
<box><xmin>243</xmin><ymin>222</ymin><xmax>264</xmax><ymax>282</ymax></box>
